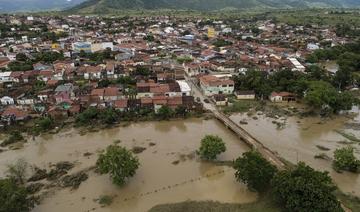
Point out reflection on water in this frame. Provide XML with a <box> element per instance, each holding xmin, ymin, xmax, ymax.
<box><xmin>0</xmin><ymin>118</ymin><xmax>256</xmax><ymax>212</ymax></box>
<box><xmin>230</xmin><ymin>111</ymin><xmax>360</xmax><ymax>196</ymax></box>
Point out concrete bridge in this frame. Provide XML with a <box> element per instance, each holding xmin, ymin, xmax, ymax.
<box><xmin>212</xmin><ymin>110</ymin><xmax>286</xmax><ymax>170</ymax></box>
<box><xmin>187</xmin><ymin>77</ymin><xmax>286</xmax><ymax>170</ymax></box>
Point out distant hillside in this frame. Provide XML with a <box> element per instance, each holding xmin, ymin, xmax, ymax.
<box><xmin>0</xmin><ymin>0</ymin><xmax>85</xmax><ymax>13</ymax></box>
<box><xmin>69</xmin><ymin>0</ymin><xmax>360</xmax><ymax>13</ymax></box>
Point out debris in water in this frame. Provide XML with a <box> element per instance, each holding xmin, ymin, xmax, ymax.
<box><xmin>97</xmin><ymin>195</ymin><xmax>114</xmax><ymax>207</ymax></box>
<box><xmin>239</xmin><ymin>120</ymin><xmax>248</xmax><ymax>125</ymax></box>
<box><xmin>26</xmin><ymin>183</ymin><xmax>44</xmax><ymax>194</ymax></box>
<box><xmin>61</xmin><ymin>171</ymin><xmax>88</xmax><ymax>189</ymax></box>
<box><xmin>132</xmin><ymin>146</ymin><xmax>147</xmax><ymax>154</ymax></box>
<box><xmin>28</xmin><ymin>167</ymin><xmax>47</xmax><ymax>182</ymax></box>
<box><xmin>47</xmin><ymin>161</ymin><xmax>75</xmax><ymax>181</ymax></box>
<box><xmin>172</xmin><ymin>160</ymin><xmax>180</xmax><ymax>165</ymax></box>
<box><xmin>83</xmin><ymin>152</ymin><xmax>93</xmax><ymax>157</ymax></box>
<box><xmin>316</xmin><ymin>145</ymin><xmax>331</xmax><ymax>151</ymax></box>
<box><xmin>314</xmin><ymin>153</ymin><xmax>331</xmax><ymax>161</ymax></box>
<box><xmin>113</xmin><ymin>139</ymin><xmax>121</xmax><ymax>144</ymax></box>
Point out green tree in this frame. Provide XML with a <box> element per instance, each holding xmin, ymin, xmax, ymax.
<box><xmin>97</xmin><ymin>145</ymin><xmax>139</xmax><ymax>186</ymax></box>
<box><xmin>157</xmin><ymin>106</ymin><xmax>174</xmax><ymax>120</ymax></box>
<box><xmin>36</xmin><ymin>117</ymin><xmax>54</xmax><ymax>132</ymax></box>
<box><xmin>305</xmin><ymin>81</ymin><xmax>356</xmax><ymax>113</ymax></box>
<box><xmin>98</xmin><ymin>79</ymin><xmax>111</xmax><ymax>88</ymax></box>
<box><xmin>212</xmin><ymin>39</ymin><xmax>233</xmax><ymax>47</ymax></box>
<box><xmin>143</xmin><ymin>34</ymin><xmax>155</xmax><ymax>42</ymax></box>
<box><xmin>271</xmin><ymin>162</ymin><xmax>343</xmax><ymax>212</ymax></box>
<box><xmin>76</xmin><ymin>107</ymin><xmax>99</xmax><ymax>125</ymax></box>
<box><xmin>234</xmin><ymin>151</ymin><xmax>277</xmax><ymax>192</ymax></box>
<box><xmin>1</xmin><ymin>131</ymin><xmax>25</xmax><ymax>147</ymax></box>
<box><xmin>197</xmin><ymin>135</ymin><xmax>226</xmax><ymax>160</ymax></box>
<box><xmin>99</xmin><ymin>108</ymin><xmax>118</xmax><ymax>124</ymax></box>
<box><xmin>6</xmin><ymin>159</ymin><xmax>28</xmax><ymax>185</ymax></box>
<box><xmin>175</xmin><ymin>105</ymin><xmax>188</xmax><ymax>117</ymax></box>
<box><xmin>16</xmin><ymin>53</ymin><xmax>28</xmax><ymax>62</ymax></box>
<box><xmin>233</xmin><ymin>69</ymin><xmax>272</xmax><ymax>99</ymax></box>
<box><xmin>333</xmin><ymin>146</ymin><xmax>360</xmax><ymax>173</ymax></box>
<box><xmin>0</xmin><ymin>178</ymin><xmax>33</xmax><ymax>212</ymax></box>
<box><xmin>133</xmin><ymin>66</ymin><xmax>151</xmax><ymax>76</ymax></box>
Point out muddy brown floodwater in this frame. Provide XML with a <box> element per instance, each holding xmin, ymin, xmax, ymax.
<box><xmin>230</xmin><ymin>106</ymin><xmax>360</xmax><ymax>196</ymax></box>
<box><xmin>0</xmin><ymin>118</ymin><xmax>257</xmax><ymax>212</ymax></box>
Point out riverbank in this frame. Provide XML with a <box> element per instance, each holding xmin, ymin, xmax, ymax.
<box><xmin>149</xmin><ymin>189</ymin><xmax>360</xmax><ymax>212</ymax></box>
<box><xmin>149</xmin><ymin>193</ymin><xmax>279</xmax><ymax>212</ymax></box>
<box><xmin>0</xmin><ymin>110</ymin><xmax>212</xmax><ymax>151</ymax></box>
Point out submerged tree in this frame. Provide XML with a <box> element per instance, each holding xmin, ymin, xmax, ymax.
<box><xmin>6</xmin><ymin>158</ymin><xmax>28</xmax><ymax>185</ymax></box>
<box><xmin>97</xmin><ymin>145</ymin><xmax>139</xmax><ymax>186</ymax></box>
<box><xmin>271</xmin><ymin>162</ymin><xmax>343</xmax><ymax>212</ymax></box>
<box><xmin>197</xmin><ymin>135</ymin><xmax>226</xmax><ymax>160</ymax></box>
<box><xmin>333</xmin><ymin>146</ymin><xmax>360</xmax><ymax>173</ymax></box>
<box><xmin>0</xmin><ymin>178</ymin><xmax>33</xmax><ymax>212</ymax></box>
<box><xmin>234</xmin><ymin>151</ymin><xmax>277</xmax><ymax>192</ymax></box>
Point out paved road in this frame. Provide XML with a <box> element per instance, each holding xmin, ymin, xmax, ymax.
<box><xmin>186</xmin><ymin>77</ymin><xmax>286</xmax><ymax>170</ymax></box>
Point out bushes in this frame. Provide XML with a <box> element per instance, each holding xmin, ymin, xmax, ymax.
<box><xmin>1</xmin><ymin>131</ymin><xmax>25</xmax><ymax>147</ymax></box>
<box><xmin>333</xmin><ymin>146</ymin><xmax>360</xmax><ymax>173</ymax></box>
<box><xmin>197</xmin><ymin>135</ymin><xmax>226</xmax><ymax>160</ymax></box>
<box><xmin>6</xmin><ymin>159</ymin><xmax>28</xmax><ymax>185</ymax></box>
<box><xmin>76</xmin><ymin>107</ymin><xmax>99</xmax><ymax>125</ymax></box>
<box><xmin>0</xmin><ymin>178</ymin><xmax>33</xmax><ymax>212</ymax></box>
<box><xmin>76</xmin><ymin>107</ymin><xmax>118</xmax><ymax>125</ymax></box>
<box><xmin>157</xmin><ymin>106</ymin><xmax>174</xmax><ymax>120</ymax></box>
<box><xmin>34</xmin><ymin>117</ymin><xmax>55</xmax><ymax>133</ymax></box>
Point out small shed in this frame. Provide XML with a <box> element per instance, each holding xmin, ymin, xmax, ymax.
<box><xmin>235</xmin><ymin>90</ymin><xmax>256</xmax><ymax>100</ymax></box>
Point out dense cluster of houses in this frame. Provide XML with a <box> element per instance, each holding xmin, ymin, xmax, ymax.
<box><xmin>0</xmin><ymin>14</ymin><xmax>351</xmax><ymax>124</ymax></box>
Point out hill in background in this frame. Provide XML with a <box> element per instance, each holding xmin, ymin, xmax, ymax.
<box><xmin>0</xmin><ymin>0</ymin><xmax>85</xmax><ymax>13</ymax></box>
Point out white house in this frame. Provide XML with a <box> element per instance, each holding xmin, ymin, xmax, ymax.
<box><xmin>199</xmin><ymin>75</ymin><xmax>234</xmax><ymax>96</ymax></box>
<box><xmin>1</xmin><ymin>96</ymin><xmax>15</xmax><ymax>105</ymax></box>
<box><xmin>177</xmin><ymin>80</ymin><xmax>192</xmax><ymax>96</ymax></box>
<box><xmin>0</xmin><ymin>72</ymin><xmax>12</xmax><ymax>83</ymax></box>
<box><xmin>307</xmin><ymin>43</ymin><xmax>320</xmax><ymax>51</ymax></box>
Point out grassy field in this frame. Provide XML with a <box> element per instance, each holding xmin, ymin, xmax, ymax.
<box><xmin>149</xmin><ymin>194</ymin><xmax>280</xmax><ymax>212</ymax></box>
<box><xmin>148</xmin><ymin>187</ymin><xmax>360</xmax><ymax>212</ymax></box>
<box><xmin>222</xmin><ymin>100</ymin><xmax>260</xmax><ymax>114</ymax></box>
<box><xmin>267</xmin><ymin>9</ymin><xmax>360</xmax><ymax>27</ymax></box>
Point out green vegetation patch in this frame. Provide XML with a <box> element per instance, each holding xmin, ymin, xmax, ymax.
<box><xmin>223</xmin><ymin>100</ymin><xmax>259</xmax><ymax>114</ymax></box>
<box><xmin>98</xmin><ymin>195</ymin><xmax>114</xmax><ymax>207</ymax></box>
<box><xmin>149</xmin><ymin>194</ymin><xmax>280</xmax><ymax>212</ymax></box>
<box><xmin>336</xmin><ymin>191</ymin><xmax>360</xmax><ymax>212</ymax></box>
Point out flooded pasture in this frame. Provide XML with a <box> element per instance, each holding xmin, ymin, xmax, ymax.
<box><xmin>0</xmin><ymin>118</ymin><xmax>256</xmax><ymax>212</ymax></box>
<box><xmin>230</xmin><ymin>106</ymin><xmax>360</xmax><ymax>196</ymax></box>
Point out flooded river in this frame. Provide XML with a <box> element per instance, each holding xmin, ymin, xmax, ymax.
<box><xmin>230</xmin><ymin>107</ymin><xmax>360</xmax><ymax>196</ymax></box>
<box><xmin>0</xmin><ymin>119</ymin><xmax>256</xmax><ymax>212</ymax></box>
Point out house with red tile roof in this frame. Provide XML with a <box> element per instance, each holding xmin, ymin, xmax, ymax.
<box><xmin>104</xmin><ymin>87</ymin><xmax>119</xmax><ymax>101</ymax></box>
<box><xmin>1</xmin><ymin>106</ymin><xmax>29</xmax><ymax>121</ymax></box>
<box><xmin>114</xmin><ymin>99</ymin><xmax>128</xmax><ymax>112</ymax></box>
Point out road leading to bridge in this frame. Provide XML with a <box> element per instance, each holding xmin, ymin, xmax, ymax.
<box><xmin>187</xmin><ymin>77</ymin><xmax>286</xmax><ymax>170</ymax></box>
